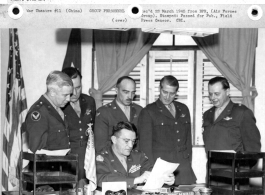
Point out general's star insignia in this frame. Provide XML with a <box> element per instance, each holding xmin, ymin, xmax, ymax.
<box><xmin>31</xmin><ymin>111</ymin><xmax>41</xmax><ymax>121</ymax></box>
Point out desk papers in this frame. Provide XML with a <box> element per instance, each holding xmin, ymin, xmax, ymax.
<box><xmin>142</xmin><ymin>157</ymin><xmax>179</xmax><ymax>191</ymax></box>
<box><xmin>28</xmin><ymin>148</ymin><xmax>70</xmax><ymax>156</ymax></box>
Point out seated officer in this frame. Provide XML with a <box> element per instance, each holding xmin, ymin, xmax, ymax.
<box><xmin>96</xmin><ymin>121</ymin><xmax>175</xmax><ymax>189</ymax></box>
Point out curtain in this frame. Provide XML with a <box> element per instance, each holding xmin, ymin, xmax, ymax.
<box><xmin>62</xmin><ymin>28</ymin><xmax>82</xmax><ymax>71</ymax></box>
<box><xmin>193</xmin><ymin>28</ymin><xmax>258</xmax><ymax>111</ymax></box>
<box><xmin>90</xmin><ymin>29</ymin><xmax>159</xmax><ymax>109</ymax></box>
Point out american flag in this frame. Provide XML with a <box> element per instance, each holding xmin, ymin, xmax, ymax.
<box><xmin>2</xmin><ymin>29</ymin><xmax>28</xmax><ymax>191</ymax></box>
<box><xmin>84</xmin><ymin>123</ymin><xmax>97</xmax><ymax>194</ymax></box>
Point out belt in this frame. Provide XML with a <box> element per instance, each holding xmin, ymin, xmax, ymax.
<box><xmin>176</xmin><ymin>145</ymin><xmax>187</xmax><ymax>152</ymax></box>
<box><xmin>70</xmin><ymin>140</ymin><xmax>87</xmax><ymax>147</ymax></box>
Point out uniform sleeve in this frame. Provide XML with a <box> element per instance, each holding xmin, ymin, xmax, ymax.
<box><xmin>139</xmin><ymin>152</ymin><xmax>153</xmax><ymax>174</ymax></box>
<box><xmin>185</xmin><ymin>107</ymin><xmax>193</xmax><ymax>161</ymax></box>
<box><xmin>94</xmin><ymin>109</ymin><xmax>110</xmax><ymax>153</ymax></box>
<box><xmin>25</xmin><ymin>110</ymin><xmax>48</xmax><ymax>153</ymax></box>
<box><xmin>240</xmin><ymin>109</ymin><xmax>261</xmax><ymax>152</ymax></box>
<box><xmin>91</xmin><ymin>98</ymin><xmax>96</xmax><ymax>127</ymax></box>
<box><xmin>96</xmin><ymin>156</ymin><xmax>136</xmax><ymax>189</ymax></box>
<box><xmin>138</xmin><ymin>109</ymin><xmax>155</xmax><ymax>165</ymax></box>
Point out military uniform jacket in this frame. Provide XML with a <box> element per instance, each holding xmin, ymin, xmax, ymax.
<box><xmin>62</xmin><ymin>94</ymin><xmax>96</xmax><ymax>180</ymax></box>
<box><xmin>203</xmin><ymin>100</ymin><xmax>261</xmax><ymax>153</ymax></box>
<box><xmin>94</xmin><ymin>99</ymin><xmax>142</xmax><ymax>152</ymax></box>
<box><xmin>62</xmin><ymin>94</ymin><xmax>96</xmax><ymax>146</ymax></box>
<box><xmin>138</xmin><ymin>99</ymin><xmax>196</xmax><ymax>185</ymax></box>
<box><xmin>96</xmin><ymin>145</ymin><xmax>152</xmax><ymax>189</ymax></box>
<box><xmin>24</xmin><ymin>95</ymin><xmax>70</xmax><ymax>153</ymax></box>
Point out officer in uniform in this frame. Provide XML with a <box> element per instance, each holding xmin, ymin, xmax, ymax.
<box><xmin>25</xmin><ymin>70</ymin><xmax>73</xmax><ymax>153</ymax></box>
<box><xmin>23</xmin><ymin>71</ymin><xmax>73</xmax><ymax>192</ymax></box>
<box><xmin>138</xmin><ymin>75</ymin><xmax>197</xmax><ymax>185</ymax></box>
<box><xmin>62</xmin><ymin>67</ymin><xmax>96</xmax><ymax>189</ymax></box>
<box><xmin>203</xmin><ymin>76</ymin><xmax>261</xmax><ymax>186</ymax></box>
<box><xmin>203</xmin><ymin>76</ymin><xmax>261</xmax><ymax>153</ymax></box>
<box><xmin>94</xmin><ymin>76</ymin><xmax>142</xmax><ymax>152</ymax></box>
<box><xmin>96</xmin><ymin>121</ymin><xmax>175</xmax><ymax>189</ymax></box>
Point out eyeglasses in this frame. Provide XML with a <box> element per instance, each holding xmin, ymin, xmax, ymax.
<box><xmin>116</xmin><ymin>136</ymin><xmax>137</xmax><ymax>145</ymax></box>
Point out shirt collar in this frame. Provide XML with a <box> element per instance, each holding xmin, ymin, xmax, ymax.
<box><xmin>116</xmin><ymin>99</ymin><xmax>130</xmax><ymax>112</ymax></box>
<box><xmin>44</xmin><ymin>93</ymin><xmax>59</xmax><ymax>110</ymax></box>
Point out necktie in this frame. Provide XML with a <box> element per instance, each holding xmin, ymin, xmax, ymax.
<box><xmin>124</xmin><ymin>106</ymin><xmax>130</xmax><ymax>121</ymax></box>
<box><xmin>167</xmin><ymin>104</ymin><xmax>175</xmax><ymax>117</ymax></box>
<box><xmin>215</xmin><ymin>107</ymin><xmax>221</xmax><ymax>120</ymax></box>
<box><xmin>71</xmin><ymin>102</ymin><xmax>81</xmax><ymax>117</ymax></box>
<box><xmin>56</xmin><ymin>107</ymin><xmax>64</xmax><ymax>120</ymax></box>
<box><xmin>119</xmin><ymin>157</ymin><xmax>127</xmax><ymax>171</ymax></box>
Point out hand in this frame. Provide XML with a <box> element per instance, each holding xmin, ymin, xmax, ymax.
<box><xmin>134</xmin><ymin>171</ymin><xmax>151</xmax><ymax>184</ymax></box>
<box><xmin>163</xmin><ymin>173</ymin><xmax>175</xmax><ymax>186</ymax></box>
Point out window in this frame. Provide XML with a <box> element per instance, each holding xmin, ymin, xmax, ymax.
<box><xmin>97</xmin><ymin>35</ymin><xmax>244</xmax><ymax>146</ymax></box>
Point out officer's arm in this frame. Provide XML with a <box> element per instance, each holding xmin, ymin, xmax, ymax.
<box><xmin>26</xmin><ymin>111</ymin><xmax>48</xmax><ymax>153</ymax></box>
<box><xmin>240</xmin><ymin>109</ymin><xmax>261</xmax><ymax>152</ymax></box>
<box><xmin>138</xmin><ymin>109</ymin><xmax>155</xmax><ymax>165</ymax></box>
<box><xmin>94</xmin><ymin>109</ymin><xmax>110</xmax><ymax>153</ymax></box>
<box><xmin>96</xmin><ymin>156</ymin><xmax>136</xmax><ymax>189</ymax></box>
<box><xmin>139</xmin><ymin>152</ymin><xmax>153</xmax><ymax>174</ymax></box>
<box><xmin>91</xmin><ymin>98</ymin><xmax>96</xmax><ymax>128</ymax></box>
<box><xmin>186</xmin><ymin>108</ymin><xmax>193</xmax><ymax>161</ymax></box>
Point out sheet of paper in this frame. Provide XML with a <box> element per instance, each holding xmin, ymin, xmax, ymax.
<box><xmin>28</xmin><ymin>148</ymin><xmax>70</xmax><ymax>156</ymax></box>
<box><xmin>210</xmin><ymin>150</ymin><xmax>236</xmax><ymax>153</ymax></box>
<box><xmin>142</xmin><ymin>157</ymin><xmax>179</xmax><ymax>191</ymax></box>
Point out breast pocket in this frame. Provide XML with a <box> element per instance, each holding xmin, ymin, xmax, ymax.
<box><xmin>219</xmin><ymin>120</ymin><xmax>241</xmax><ymax>140</ymax></box>
<box><xmin>48</xmin><ymin>125</ymin><xmax>68</xmax><ymax>146</ymax></box>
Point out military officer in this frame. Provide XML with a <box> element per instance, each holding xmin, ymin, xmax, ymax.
<box><xmin>138</xmin><ymin>75</ymin><xmax>197</xmax><ymax>185</ymax></box>
<box><xmin>203</xmin><ymin>76</ymin><xmax>261</xmax><ymax>153</ymax></box>
<box><xmin>94</xmin><ymin>76</ymin><xmax>142</xmax><ymax>152</ymax></box>
<box><xmin>96</xmin><ymin>121</ymin><xmax>175</xmax><ymax>189</ymax></box>
<box><xmin>62</xmin><ymin>67</ymin><xmax>96</xmax><ymax>189</ymax></box>
<box><xmin>203</xmin><ymin>76</ymin><xmax>261</xmax><ymax>186</ymax></box>
<box><xmin>24</xmin><ymin>70</ymin><xmax>73</xmax><ymax>153</ymax></box>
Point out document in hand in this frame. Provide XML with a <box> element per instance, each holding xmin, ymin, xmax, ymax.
<box><xmin>142</xmin><ymin>157</ymin><xmax>179</xmax><ymax>191</ymax></box>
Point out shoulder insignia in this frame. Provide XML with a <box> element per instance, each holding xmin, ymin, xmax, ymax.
<box><xmin>180</xmin><ymin>114</ymin><xmax>186</xmax><ymax>117</ymax></box>
<box><xmin>31</xmin><ymin>111</ymin><xmax>41</xmax><ymax>121</ymax></box>
<box><xmin>96</xmin><ymin>155</ymin><xmax>104</xmax><ymax>162</ymax></box>
<box><xmin>96</xmin><ymin>112</ymin><xmax>100</xmax><ymax>117</ymax></box>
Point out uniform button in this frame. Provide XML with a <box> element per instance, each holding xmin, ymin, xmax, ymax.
<box><xmin>178</xmin><ymin>139</ymin><xmax>180</xmax><ymax>142</ymax></box>
<box><xmin>81</xmin><ymin>136</ymin><xmax>83</xmax><ymax>139</ymax></box>
<box><xmin>79</xmin><ymin>121</ymin><xmax>81</xmax><ymax>123</ymax></box>
<box><xmin>58</xmin><ymin>130</ymin><xmax>60</xmax><ymax>132</ymax></box>
<box><xmin>176</xmin><ymin>131</ymin><xmax>179</xmax><ymax>133</ymax></box>
<box><xmin>175</xmin><ymin>122</ymin><xmax>177</xmax><ymax>124</ymax></box>
<box><xmin>161</xmin><ymin>123</ymin><xmax>163</xmax><ymax>125</ymax></box>
<box><xmin>69</xmin><ymin>142</ymin><xmax>70</xmax><ymax>145</ymax></box>
<box><xmin>68</xmin><ymin>135</ymin><xmax>69</xmax><ymax>137</ymax></box>
<box><xmin>80</xmin><ymin>128</ymin><xmax>82</xmax><ymax>131</ymax></box>
<box><xmin>40</xmin><ymin>102</ymin><xmax>42</xmax><ymax>104</ymax></box>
